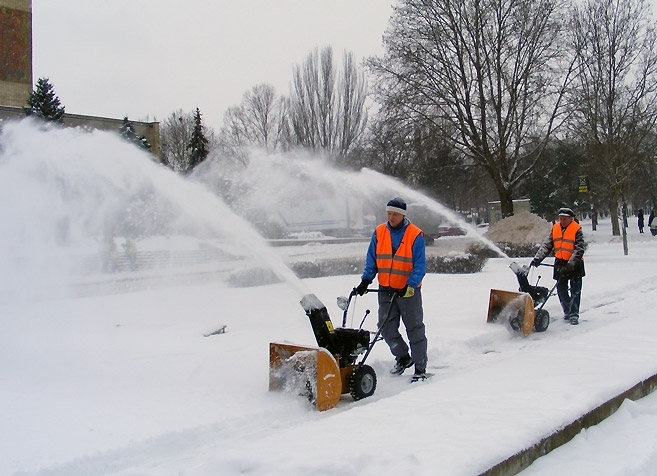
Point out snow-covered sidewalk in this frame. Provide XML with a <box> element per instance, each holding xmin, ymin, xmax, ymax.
<box><xmin>3</xmin><ymin>226</ymin><xmax>657</xmax><ymax>475</ymax></box>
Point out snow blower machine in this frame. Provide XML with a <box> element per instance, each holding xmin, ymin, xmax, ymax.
<box><xmin>269</xmin><ymin>288</ymin><xmax>394</xmax><ymax>411</ymax></box>
<box><xmin>487</xmin><ymin>262</ymin><xmax>556</xmax><ymax>336</ymax></box>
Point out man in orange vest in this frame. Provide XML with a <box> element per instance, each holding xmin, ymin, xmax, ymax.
<box><xmin>355</xmin><ymin>197</ymin><xmax>428</xmax><ymax>382</ymax></box>
<box><xmin>530</xmin><ymin>207</ymin><xmax>586</xmax><ymax>325</ymax></box>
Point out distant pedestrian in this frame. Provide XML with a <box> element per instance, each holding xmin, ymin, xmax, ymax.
<box><xmin>123</xmin><ymin>237</ymin><xmax>138</xmax><ymax>270</ymax></box>
<box><xmin>650</xmin><ymin>210</ymin><xmax>657</xmax><ymax>236</ymax></box>
<box><xmin>100</xmin><ymin>235</ymin><xmax>119</xmax><ymax>273</ymax></box>
<box><xmin>638</xmin><ymin>209</ymin><xmax>645</xmax><ymax>234</ymax></box>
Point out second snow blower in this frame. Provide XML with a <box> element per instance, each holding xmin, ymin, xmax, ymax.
<box><xmin>269</xmin><ymin>288</ymin><xmax>394</xmax><ymax>411</ymax></box>
<box><xmin>487</xmin><ymin>262</ymin><xmax>556</xmax><ymax>336</ymax></box>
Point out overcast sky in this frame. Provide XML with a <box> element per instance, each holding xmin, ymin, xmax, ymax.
<box><xmin>31</xmin><ymin>1</ymin><xmax>393</xmax><ymax>132</ymax></box>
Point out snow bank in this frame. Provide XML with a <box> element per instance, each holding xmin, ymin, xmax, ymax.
<box><xmin>484</xmin><ymin>211</ymin><xmax>551</xmax><ymax>244</ymax></box>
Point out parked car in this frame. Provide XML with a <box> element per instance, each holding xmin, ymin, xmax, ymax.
<box><xmin>430</xmin><ymin>225</ymin><xmax>467</xmax><ymax>239</ymax></box>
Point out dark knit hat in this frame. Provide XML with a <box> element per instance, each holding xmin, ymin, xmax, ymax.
<box><xmin>386</xmin><ymin>197</ymin><xmax>407</xmax><ymax>215</ymax></box>
<box><xmin>558</xmin><ymin>207</ymin><xmax>575</xmax><ymax>217</ymax></box>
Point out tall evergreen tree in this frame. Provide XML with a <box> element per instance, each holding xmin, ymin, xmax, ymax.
<box><xmin>119</xmin><ymin>116</ymin><xmax>152</xmax><ymax>151</ymax></box>
<box><xmin>25</xmin><ymin>77</ymin><xmax>65</xmax><ymax>122</ymax></box>
<box><xmin>187</xmin><ymin>108</ymin><xmax>209</xmax><ymax>172</ymax></box>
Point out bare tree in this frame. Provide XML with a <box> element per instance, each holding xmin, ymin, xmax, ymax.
<box><xmin>366</xmin><ymin>107</ymin><xmax>488</xmax><ymax>212</ymax></box>
<box><xmin>570</xmin><ymin>0</ymin><xmax>657</xmax><ymax>236</ymax></box>
<box><xmin>159</xmin><ymin>109</ymin><xmax>194</xmax><ymax>173</ymax></box>
<box><xmin>218</xmin><ymin>106</ymin><xmax>251</xmax><ymax>168</ymax></box>
<box><xmin>364</xmin><ymin>112</ymin><xmax>416</xmax><ymax>179</ymax></box>
<box><xmin>367</xmin><ymin>0</ymin><xmax>573</xmax><ymax>217</ymax></box>
<box><xmin>638</xmin><ymin>134</ymin><xmax>657</xmax><ymax>211</ymax></box>
<box><xmin>287</xmin><ymin>46</ymin><xmax>368</xmax><ymax>161</ymax></box>
<box><xmin>337</xmin><ymin>51</ymin><xmax>369</xmax><ymax>157</ymax></box>
<box><xmin>242</xmin><ymin>84</ymin><xmax>288</xmax><ymax>151</ymax></box>
<box><xmin>217</xmin><ymin>84</ymin><xmax>288</xmax><ymax>167</ymax></box>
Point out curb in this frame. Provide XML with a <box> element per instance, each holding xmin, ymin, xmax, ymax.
<box><xmin>479</xmin><ymin>372</ymin><xmax>657</xmax><ymax>476</ymax></box>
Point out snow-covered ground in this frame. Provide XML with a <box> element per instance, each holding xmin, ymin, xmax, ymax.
<box><xmin>2</xmin><ymin>120</ymin><xmax>657</xmax><ymax>475</ymax></box>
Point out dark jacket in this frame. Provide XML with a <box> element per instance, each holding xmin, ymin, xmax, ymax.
<box><xmin>534</xmin><ymin>221</ymin><xmax>586</xmax><ymax>279</ymax></box>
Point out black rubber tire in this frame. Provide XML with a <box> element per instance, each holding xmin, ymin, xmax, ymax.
<box><xmin>534</xmin><ymin>309</ymin><xmax>550</xmax><ymax>332</ymax></box>
<box><xmin>349</xmin><ymin>365</ymin><xmax>377</xmax><ymax>401</ymax></box>
<box><xmin>509</xmin><ymin>311</ymin><xmax>523</xmax><ymax>332</ymax></box>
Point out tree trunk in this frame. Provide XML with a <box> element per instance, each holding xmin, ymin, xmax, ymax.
<box><xmin>591</xmin><ymin>206</ymin><xmax>598</xmax><ymax>231</ymax></box>
<box><xmin>621</xmin><ymin>205</ymin><xmax>629</xmax><ymax>256</ymax></box>
<box><xmin>609</xmin><ymin>193</ymin><xmax>621</xmax><ymax>236</ymax></box>
<box><xmin>498</xmin><ymin>187</ymin><xmax>515</xmax><ymax>218</ymax></box>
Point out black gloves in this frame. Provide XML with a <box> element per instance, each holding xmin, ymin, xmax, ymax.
<box><xmin>355</xmin><ymin>279</ymin><xmax>371</xmax><ymax>296</ymax></box>
<box><xmin>556</xmin><ymin>261</ymin><xmax>575</xmax><ymax>278</ymax></box>
<box><xmin>530</xmin><ymin>258</ymin><xmax>541</xmax><ymax>268</ymax></box>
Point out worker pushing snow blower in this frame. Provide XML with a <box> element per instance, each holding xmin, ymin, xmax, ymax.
<box><xmin>269</xmin><ymin>288</ymin><xmax>397</xmax><ymax>411</ymax></box>
<box><xmin>487</xmin><ymin>262</ymin><xmax>556</xmax><ymax>336</ymax></box>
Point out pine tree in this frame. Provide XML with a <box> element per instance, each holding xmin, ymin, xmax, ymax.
<box><xmin>25</xmin><ymin>77</ymin><xmax>66</xmax><ymax>122</ymax></box>
<box><xmin>119</xmin><ymin>116</ymin><xmax>152</xmax><ymax>151</ymax></box>
<box><xmin>187</xmin><ymin>108</ymin><xmax>209</xmax><ymax>172</ymax></box>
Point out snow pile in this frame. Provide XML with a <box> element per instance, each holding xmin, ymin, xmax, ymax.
<box><xmin>484</xmin><ymin>211</ymin><xmax>551</xmax><ymax>244</ymax></box>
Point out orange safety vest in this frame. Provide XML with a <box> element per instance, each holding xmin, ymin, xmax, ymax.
<box><xmin>375</xmin><ymin>223</ymin><xmax>423</xmax><ymax>289</ymax></box>
<box><xmin>552</xmin><ymin>221</ymin><xmax>581</xmax><ymax>261</ymax></box>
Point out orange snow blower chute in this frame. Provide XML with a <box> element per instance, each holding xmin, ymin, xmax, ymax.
<box><xmin>269</xmin><ymin>290</ymin><xmax>394</xmax><ymax>411</ymax></box>
<box><xmin>487</xmin><ymin>288</ymin><xmax>537</xmax><ymax>336</ymax></box>
<box><xmin>487</xmin><ymin>262</ymin><xmax>554</xmax><ymax>336</ymax></box>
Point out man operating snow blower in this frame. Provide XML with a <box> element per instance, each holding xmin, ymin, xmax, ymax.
<box><xmin>355</xmin><ymin>197</ymin><xmax>428</xmax><ymax>382</ymax></box>
<box><xmin>531</xmin><ymin>207</ymin><xmax>586</xmax><ymax>325</ymax></box>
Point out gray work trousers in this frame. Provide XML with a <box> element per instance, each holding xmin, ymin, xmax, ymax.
<box><xmin>377</xmin><ymin>287</ymin><xmax>428</xmax><ymax>371</ymax></box>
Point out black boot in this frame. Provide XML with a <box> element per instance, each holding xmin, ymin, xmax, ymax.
<box><xmin>411</xmin><ymin>366</ymin><xmax>427</xmax><ymax>383</ymax></box>
<box><xmin>390</xmin><ymin>355</ymin><xmax>413</xmax><ymax>375</ymax></box>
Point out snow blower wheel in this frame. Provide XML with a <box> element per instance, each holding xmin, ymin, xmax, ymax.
<box><xmin>509</xmin><ymin>310</ymin><xmax>523</xmax><ymax>332</ymax></box>
<box><xmin>533</xmin><ymin>309</ymin><xmax>550</xmax><ymax>332</ymax></box>
<box><xmin>349</xmin><ymin>365</ymin><xmax>377</xmax><ymax>401</ymax></box>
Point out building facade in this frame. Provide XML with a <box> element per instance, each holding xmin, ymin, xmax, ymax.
<box><xmin>0</xmin><ymin>0</ymin><xmax>32</xmax><ymax>107</ymax></box>
<box><xmin>0</xmin><ymin>0</ymin><xmax>160</xmax><ymax>157</ymax></box>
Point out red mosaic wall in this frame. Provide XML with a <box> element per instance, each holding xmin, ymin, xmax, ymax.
<box><xmin>0</xmin><ymin>6</ymin><xmax>32</xmax><ymax>83</ymax></box>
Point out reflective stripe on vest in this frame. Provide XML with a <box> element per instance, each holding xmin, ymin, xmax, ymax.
<box><xmin>375</xmin><ymin>222</ymin><xmax>423</xmax><ymax>289</ymax></box>
<box><xmin>552</xmin><ymin>221</ymin><xmax>581</xmax><ymax>260</ymax></box>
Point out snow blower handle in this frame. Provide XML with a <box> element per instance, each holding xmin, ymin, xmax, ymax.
<box><xmin>340</xmin><ymin>288</ymin><xmax>358</xmax><ymax>326</ymax></box>
<box><xmin>529</xmin><ymin>260</ymin><xmax>554</xmax><ymax>268</ymax></box>
<box><xmin>340</xmin><ymin>288</ymin><xmax>383</xmax><ymax>327</ymax></box>
<box><xmin>358</xmin><ymin>309</ymin><xmax>370</xmax><ymax>329</ymax></box>
<box><xmin>357</xmin><ymin>291</ymin><xmax>398</xmax><ymax>366</ymax></box>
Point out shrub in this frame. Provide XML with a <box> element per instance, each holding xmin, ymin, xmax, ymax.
<box><xmin>493</xmin><ymin>242</ymin><xmax>542</xmax><ymax>258</ymax></box>
<box><xmin>289</xmin><ymin>245</ymin><xmax>490</xmax><ymax>279</ymax></box>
